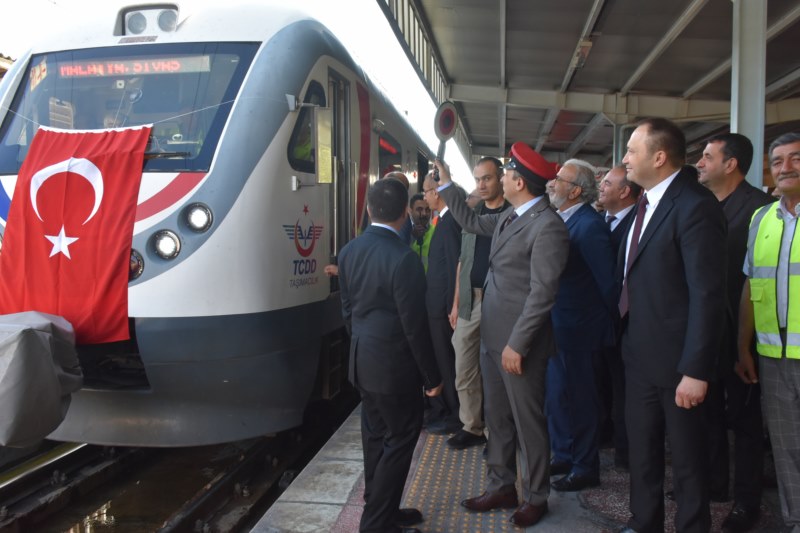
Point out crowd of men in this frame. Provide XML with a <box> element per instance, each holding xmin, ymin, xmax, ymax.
<box><xmin>337</xmin><ymin>117</ymin><xmax>800</xmax><ymax>533</ymax></box>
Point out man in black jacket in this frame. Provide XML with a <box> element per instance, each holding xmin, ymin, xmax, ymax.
<box><xmin>339</xmin><ymin>178</ymin><xmax>443</xmax><ymax>533</ymax></box>
<box><xmin>696</xmin><ymin>132</ymin><xmax>773</xmax><ymax>532</ymax></box>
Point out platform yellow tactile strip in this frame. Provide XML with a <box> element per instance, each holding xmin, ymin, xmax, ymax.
<box><xmin>403</xmin><ymin>433</ymin><xmax>517</xmax><ymax>532</ymax></box>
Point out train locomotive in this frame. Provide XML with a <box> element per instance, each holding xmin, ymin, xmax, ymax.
<box><xmin>0</xmin><ymin>2</ymin><xmax>433</xmax><ymax>446</ymax></box>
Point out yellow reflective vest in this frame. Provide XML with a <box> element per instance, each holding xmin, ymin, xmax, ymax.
<box><xmin>748</xmin><ymin>202</ymin><xmax>800</xmax><ymax>358</ymax></box>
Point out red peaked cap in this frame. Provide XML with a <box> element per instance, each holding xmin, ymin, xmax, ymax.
<box><xmin>508</xmin><ymin>142</ymin><xmax>558</xmax><ymax>185</ymax></box>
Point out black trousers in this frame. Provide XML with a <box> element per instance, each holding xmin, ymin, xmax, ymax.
<box><xmin>427</xmin><ymin>315</ymin><xmax>460</xmax><ymax>424</ymax></box>
<box><xmin>593</xmin><ymin>345</ymin><xmax>629</xmax><ymax>460</ymax></box>
<box><xmin>707</xmin><ymin>365</ymin><xmax>764</xmax><ymax>509</ymax></box>
<box><xmin>359</xmin><ymin>387</ymin><xmax>423</xmax><ymax>533</ymax></box>
<box><xmin>625</xmin><ymin>370</ymin><xmax>710</xmax><ymax>533</ymax></box>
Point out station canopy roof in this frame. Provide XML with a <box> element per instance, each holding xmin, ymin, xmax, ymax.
<box><xmin>378</xmin><ymin>0</ymin><xmax>800</xmax><ymax>168</ymax></box>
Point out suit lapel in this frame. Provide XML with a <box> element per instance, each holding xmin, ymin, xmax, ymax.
<box><xmin>489</xmin><ymin>197</ymin><xmax>549</xmax><ymax>260</ymax></box>
<box><xmin>627</xmin><ymin>171</ymin><xmax>687</xmax><ymax>271</ymax></box>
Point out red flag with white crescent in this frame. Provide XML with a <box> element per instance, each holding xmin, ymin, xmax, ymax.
<box><xmin>0</xmin><ymin>126</ymin><xmax>151</xmax><ymax>344</ymax></box>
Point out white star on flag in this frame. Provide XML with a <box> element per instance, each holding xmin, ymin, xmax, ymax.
<box><xmin>44</xmin><ymin>225</ymin><xmax>79</xmax><ymax>259</ymax></box>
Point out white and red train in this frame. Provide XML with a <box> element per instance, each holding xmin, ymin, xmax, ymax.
<box><xmin>0</xmin><ymin>2</ymin><xmax>432</xmax><ymax>446</ymax></box>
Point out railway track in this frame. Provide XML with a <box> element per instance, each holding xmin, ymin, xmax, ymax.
<box><xmin>0</xmin><ymin>392</ymin><xmax>358</xmax><ymax>532</ymax></box>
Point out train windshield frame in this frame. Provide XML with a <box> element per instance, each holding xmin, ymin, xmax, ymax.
<box><xmin>0</xmin><ymin>42</ymin><xmax>258</xmax><ymax>174</ymax></box>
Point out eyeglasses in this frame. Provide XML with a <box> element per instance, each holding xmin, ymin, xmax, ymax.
<box><xmin>555</xmin><ymin>176</ymin><xmax>579</xmax><ymax>187</ymax></box>
<box><xmin>423</xmin><ymin>187</ymin><xmax>436</xmax><ymax>194</ymax></box>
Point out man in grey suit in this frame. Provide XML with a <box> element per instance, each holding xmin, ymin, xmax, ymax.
<box><xmin>434</xmin><ymin>142</ymin><xmax>568</xmax><ymax>528</ymax></box>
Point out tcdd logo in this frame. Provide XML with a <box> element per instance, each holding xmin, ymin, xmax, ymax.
<box><xmin>282</xmin><ymin>204</ymin><xmax>324</xmax><ymax>257</ymax></box>
<box><xmin>293</xmin><ymin>259</ymin><xmax>317</xmax><ymax>275</ymax></box>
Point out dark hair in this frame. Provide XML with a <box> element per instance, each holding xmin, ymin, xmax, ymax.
<box><xmin>409</xmin><ymin>192</ymin><xmax>425</xmax><ymax>208</ymax></box>
<box><xmin>511</xmin><ymin>171</ymin><xmax>546</xmax><ymax>197</ymax></box>
<box><xmin>476</xmin><ymin>156</ymin><xmax>504</xmax><ymax>178</ymax></box>
<box><xmin>769</xmin><ymin>132</ymin><xmax>800</xmax><ymax>160</ymax></box>
<box><xmin>368</xmin><ymin>178</ymin><xmax>408</xmax><ymax>223</ymax></box>
<box><xmin>708</xmin><ymin>133</ymin><xmax>754</xmax><ymax>175</ymax></box>
<box><xmin>639</xmin><ymin>118</ymin><xmax>686</xmax><ymax>167</ymax></box>
<box><xmin>614</xmin><ymin>163</ymin><xmax>643</xmax><ymax>197</ymax></box>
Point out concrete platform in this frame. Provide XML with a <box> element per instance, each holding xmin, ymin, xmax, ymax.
<box><xmin>252</xmin><ymin>405</ymin><xmax>783</xmax><ymax>532</ymax></box>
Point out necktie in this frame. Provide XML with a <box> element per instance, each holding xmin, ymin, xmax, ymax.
<box><xmin>606</xmin><ymin>214</ymin><xmax>616</xmax><ymax>226</ymax></box>
<box><xmin>432</xmin><ymin>215</ymin><xmax>439</xmax><ymax>227</ymax></box>
<box><xmin>499</xmin><ymin>212</ymin><xmax>518</xmax><ymax>233</ymax></box>
<box><xmin>618</xmin><ymin>194</ymin><xmax>649</xmax><ymax>317</ymax></box>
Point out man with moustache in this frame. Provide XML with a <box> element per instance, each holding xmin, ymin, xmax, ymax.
<box><xmin>545</xmin><ymin>159</ymin><xmax>617</xmax><ymax>491</ymax></box>
<box><xmin>695</xmin><ymin>133</ymin><xmax>773</xmax><ymax>531</ymax></box>
<box><xmin>446</xmin><ymin>156</ymin><xmax>509</xmax><ymax>450</ymax></box>
<box><xmin>618</xmin><ymin>118</ymin><xmax>726</xmax><ymax>533</ymax></box>
<box><xmin>434</xmin><ymin>143</ymin><xmax>568</xmax><ymax>528</ymax></box>
<box><xmin>738</xmin><ymin>132</ymin><xmax>800</xmax><ymax>533</ymax></box>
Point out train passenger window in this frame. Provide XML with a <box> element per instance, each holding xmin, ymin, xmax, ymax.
<box><xmin>0</xmin><ymin>43</ymin><xmax>257</xmax><ymax>174</ymax></box>
<box><xmin>288</xmin><ymin>81</ymin><xmax>326</xmax><ymax>173</ymax></box>
<box><xmin>379</xmin><ymin>133</ymin><xmax>402</xmax><ymax>177</ymax></box>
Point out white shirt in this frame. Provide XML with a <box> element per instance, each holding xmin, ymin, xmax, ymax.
<box><xmin>624</xmin><ymin>171</ymin><xmax>679</xmax><ymax>276</ymax></box>
<box><xmin>558</xmin><ymin>202</ymin><xmax>583</xmax><ymax>222</ymax></box>
<box><xmin>607</xmin><ymin>204</ymin><xmax>634</xmax><ymax>232</ymax></box>
<box><xmin>371</xmin><ymin>222</ymin><xmax>401</xmax><ymax>237</ymax></box>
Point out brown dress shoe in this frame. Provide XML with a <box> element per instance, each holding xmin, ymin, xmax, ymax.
<box><xmin>510</xmin><ymin>501</ymin><xmax>548</xmax><ymax>528</ymax></box>
<box><xmin>461</xmin><ymin>486</ymin><xmax>519</xmax><ymax>511</ymax></box>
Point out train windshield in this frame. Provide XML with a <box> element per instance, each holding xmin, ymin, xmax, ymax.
<box><xmin>0</xmin><ymin>42</ymin><xmax>257</xmax><ymax>174</ymax></box>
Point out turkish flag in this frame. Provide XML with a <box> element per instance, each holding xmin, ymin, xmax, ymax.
<box><xmin>0</xmin><ymin>126</ymin><xmax>151</xmax><ymax>344</ymax></box>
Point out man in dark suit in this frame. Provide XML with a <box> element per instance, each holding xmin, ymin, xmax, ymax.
<box><xmin>545</xmin><ymin>159</ymin><xmax>617</xmax><ymax>491</ymax></box>
<box><xmin>338</xmin><ymin>178</ymin><xmax>443</xmax><ymax>533</ymax></box>
<box><xmin>696</xmin><ymin>133</ymin><xmax>773</xmax><ymax>531</ymax></box>
<box><xmin>599</xmin><ymin>164</ymin><xmax>642</xmax><ymax>254</ymax></box>
<box><xmin>596</xmin><ymin>164</ymin><xmax>642</xmax><ymax>468</ymax></box>
<box><xmin>434</xmin><ymin>143</ymin><xmax>569</xmax><ymax>528</ymax></box>
<box><xmin>618</xmin><ymin>118</ymin><xmax>727</xmax><ymax>533</ymax></box>
<box><xmin>422</xmin><ymin>172</ymin><xmax>462</xmax><ymax>434</ymax></box>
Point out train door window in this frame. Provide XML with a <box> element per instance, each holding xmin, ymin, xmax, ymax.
<box><xmin>288</xmin><ymin>81</ymin><xmax>326</xmax><ymax>173</ymax></box>
<box><xmin>379</xmin><ymin>132</ymin><xmax>401</xmax><ymax>177</ymax></box>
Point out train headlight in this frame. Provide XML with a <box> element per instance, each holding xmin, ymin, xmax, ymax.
<box><xmin>153</xmin><ymin>230</ymin><xmax>181</xmax><ymax>259</ymax></box>
<box><xmin>125</xmin><ymin>12</ymin><xmax>147</xmax><ymax>34</ymax></box>
<box><xmin>129</xmin><ymin>249</ymin><xmax>144</xmax><ymax>280</ymax></box>
<box><xmin>185</xmin><ymin>203</ymin><xmax>213</xmax><ymax>232</ymax></box>
<box><xmin>158</xmin><ymin>9</ymin><xmax>178</xmax><ymax>32</ymax></box>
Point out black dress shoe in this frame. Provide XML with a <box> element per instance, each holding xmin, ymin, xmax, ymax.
<box><xmin>551</xmin><ymin>472</ymin><xmax>600</xmax><ymax>492</ymax></box>
<box><xmin>461</xmin><ymin>486</ymin><xmax>518</xmax><ymax>511</ymax></box>
<box><xmin>721</xmin><ymin>503</ymin><xmax>760</xmax><ymax>532</ymax></box>
<box><xmin>510</xmin><ymin>501</ymin><xmax>548</xmax><ymax>527</ymax></box>
<box><xmin>447</xmin><ymin>429</ymin><xmax>487</xmax><ymax>449</ymax></box>
<box><xmin>549</xmin><ymin>460</ymin><xmax>571</xmax><ymax>476</ymax></box>
<box><xmin>665</xmin><ymin>489</ymin><xmax>675</xmax><ymax>501</ymax></box>
<box><xmin>399</xmin><ymin>528</ymin><xmax>421</xmax><ymax>533</ymax></box>
<box><xmin>395</xmin><ymin>508</ymin><xmax>423</xmax><ymax>527</ymax></box>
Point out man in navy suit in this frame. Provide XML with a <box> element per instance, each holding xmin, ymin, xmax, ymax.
<box><xmin>618</xmin><ymin>118</ymin><xmax>726</xmax><ymax>533</ymax></box>
<box><xmin>596</xmin><ymin>164</ymin><xmax>642</xmax><ymax>468</ymax></box>
<box><xmin>338</xmin><ymin>178</ymin><xmax>443</xmax><ymax>533</ymax></box>
<box><xmin>599</xmin><ymin>164</ymin><xmax>642</xmax><ymax>254</ymax></box>
<box><xmin>422</xmin><ymin>172</ymin><xmax>463</xmax><ymax>433</ymax></box>
<box><xmin>545</xmin><ymin>159</ymin><xmax>617</xmax><ymax>491</ymax></box>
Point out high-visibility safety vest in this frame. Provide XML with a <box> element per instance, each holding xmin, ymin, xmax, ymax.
<box><xmin>411</xmin><ymin>223</ymin><xmax>436</xmax><ymax>273</ymax></box>
<box><xmin>748</xmin><ymin>202</ymin><xmax>800</xmax><ymax>358</ymax></box>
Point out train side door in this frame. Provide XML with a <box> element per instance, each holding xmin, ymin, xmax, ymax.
<box><xmin>328</xmin><ymin>71</ymin><xmax>351</xmax><ymax>292</ymax></box>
